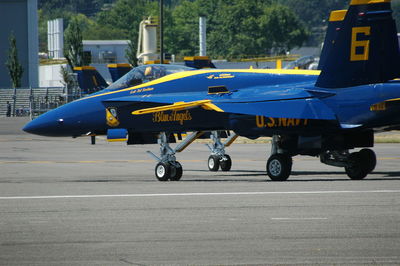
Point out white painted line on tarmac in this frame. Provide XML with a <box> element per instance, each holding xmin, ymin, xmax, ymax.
<box><xmin>271</xmin><ymin>217</ymin><xmax>328</xmax><ymax>220</ymax></box>
<box><xmin>0</xmin><ymin>190</ymin><xmax>400</xmax><ymax>200</ymax></box>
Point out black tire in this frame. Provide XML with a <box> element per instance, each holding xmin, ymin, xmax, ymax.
<box><xmin>220</xmin><ymin>155</ymin><xmax>232</xmax><ymax>172</ymax></box>
<box><xmin>345</xmin><ymin>152</ymin><xmax>369</xmax><ymax>180</ymax></box>
<box><xmin>155</xmin><ymin>162</ymin><xmax>170</xmax><ymax>181</ymax></box>
<box><xmin>170</xmin><ymin>161</ymin><xmax>183</xmax><ymax>181</ymax></box>
<box><xmin>208</xmin><ymin>155</ymin><xmax>220</xmax><ymax>171</ymax></box>
<box><xmin>266</xmin><ymin>154</ymin><xmax>292</xmax><ymax>181</ymax></box>
<box><xmin>359</xmin><ymin>148</ymin><xmax>376</xmax><ymax>173</ymax></box>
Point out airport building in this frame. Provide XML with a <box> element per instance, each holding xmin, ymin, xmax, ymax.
<box><xmin>83</xmin><ymin>40</ymin><xmax>130</xmax><ymax>64</ymax></box>
<box><xmin>0</xmin><ymin>0</ymin><xmax>39</xmax><ymax>88</ymax></box>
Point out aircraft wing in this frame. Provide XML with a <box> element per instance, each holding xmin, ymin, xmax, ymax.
<box><xmin>214</xmin><ymin>98</ymin><xmax>336</xmax><ymax>120</ymax></box>
<box><xmin>103</xmin><ymin>88</ymin><xmax>337</xmax><ymax>120</ymax></box>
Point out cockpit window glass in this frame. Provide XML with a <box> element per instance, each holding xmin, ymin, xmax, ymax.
<box><xmin>105</xmin><ymin>65</ymin><xmax>194</xmax><ymax>91</ymax></box>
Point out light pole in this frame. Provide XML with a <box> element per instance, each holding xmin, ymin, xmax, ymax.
<box><xmin>160</xmin><ymin>0</ymin><xmax>164</xmax><ymax>64</ymax></box>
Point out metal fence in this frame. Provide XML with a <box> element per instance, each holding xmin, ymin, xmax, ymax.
<box><xmin>1</xmin><ymin>86</ymin><xmax>83</xmax><ymax>119</ymax></box>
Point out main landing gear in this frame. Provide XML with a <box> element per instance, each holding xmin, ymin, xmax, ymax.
<box><xmin>148</xmin><ymin>132</ymin><xmax>204</xmax><ymax>181</ymax></box>
<box><xmin>265</xmin><ymin>135</ymin><xmax>377</xmax><ymax>181</ymax></box>
<box><xmin>321</xmin><ymin>149</ymin><xmax>376</xmax><ymax>180</ymax></box>
<box><xmin>266</xmin><ymin>136</ymin><xmax>293</xmax><ymax>181</ymax></box>
<box><xmin>206</xmin><ymin>131</ymin><xmax>238</xmax><ymax>172</ymax></box>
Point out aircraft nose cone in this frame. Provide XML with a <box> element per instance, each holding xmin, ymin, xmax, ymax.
<box><xmin>22</xmin><ymin>116</ymin><xmax>63</xmax><ymax>136</ymax></box>
<box><xmin>22</xmin><ymin>120</ymin><xmax>36</xmax><ymax>134</ymax></box>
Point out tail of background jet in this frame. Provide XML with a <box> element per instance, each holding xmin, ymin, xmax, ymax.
<box><xmin>316</xmin><ymin>0</ymin><xmax>400</xmax><ymax>88</ymax></box>
<box><xmin>108</xmin><ymin>64</ymin><xmax>132</xmax><ymax>82</ymax></box>
<box><xmin>73</xmin><ymin>66</ymin><xmax>108</xmax><ymax>94</ymax></box>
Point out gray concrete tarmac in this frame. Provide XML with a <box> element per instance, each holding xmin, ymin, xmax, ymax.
<box><xmin>1</xmin><ymin>118</ymin><xmax>400</xmax><ymax>265</ymax></box>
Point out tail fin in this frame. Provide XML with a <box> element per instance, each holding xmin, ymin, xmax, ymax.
<box><xmin>73</xmin><ymin>66</ymin><xmax>108</xmax><ymax>94</ymax></box>
<box><xmin>184</xmin><ymin>56</ymin><xmax>216</xmax><ymax>69</ymax></box>
<box><xmin>316</xmin><ymin>0</ymin><xmax>400</xmax><ymax>88</ymax></box>
<box><xmin>108</xmin><ymin>64</ymin><xmax>132</xmax><ymax>82</ymax></box>
<box><xmin>317</xmin><ymin>10</ymin><xmax>347</xmax><ymax>70</ymax></box>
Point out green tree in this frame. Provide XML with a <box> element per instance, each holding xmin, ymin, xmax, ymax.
<box><xmin>95</xmin><ymin>0</ymin><xmax>158</xmax><ymax>44</ymax></box>
<box><xmin>37</xmin><ymin>9</ymin><xmax>76</xmax><ymax>52</ymax></box>
<box><xmin>204</xmin><ymin>0</ymin><xmax>307</xmax><ymax>58</ymax></box>
<box><xmin>392</xmin><ymin>0</ymin><xmax>400</xmax><ymax>30</ymax></box>
<box><xmin>64</xmin><ymin>17</ymin><xmax>89</xmax><ymax>69</ymax></box>
<box><xmin>277</xmin><ymin>0</ymin><xmax>347</xmax><ymax>45</ymax></box>
<box><xmin>125</xmin><ymin>39</ymin><xmax>138</xmax><ymax>66</ymax></box>
<box><xmin>212</xmin><ymin>0</ymin><xmax>270</xmax><ymax>58</ymax></box>
<box><xmin>5</xmin><ymin>32</ymin><xmax>24</xmax><ymax>88</ymax></box>
<box><xmin>39</xmin><ymin>0</ymin><xmax>346</xmax><ymax>60</ymax></box>
<box><xmin>39</xmin><ymin>0</ymin><xmax>113</xmax><ymax>17</ymax></box>
<box><xmin>166</xmin><ymin>0</ymin><xmax>199</xmax><ymax>56</ymax></box>
<box><xmin>83</xmin><ymin>24</ymin><xmax>127</xmax><ymax>40</ymax></box>
<box><xmin>261</xmin><ymin>5</ymin><xmax>309</xmax><ymax>55</ymax></box>
<box><xmin>60</xmin><ymin>65</ymin><xmax>74</xmax><ymax>89</ymax></box>
<box><xmin>279</xmin><ymin>0</ymin><xmax>347</xmax><ymax>28</ymax></box>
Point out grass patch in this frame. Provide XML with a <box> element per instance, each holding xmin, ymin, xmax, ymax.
<box><xmin>194</xmin><ymin>135</ymin><xmax>400</xmax><ymax>144</ymax></box>
<box><xmin>375</xmin><ymin>134</ymin><xmax>400</xmax><ymax>143</ymax></box>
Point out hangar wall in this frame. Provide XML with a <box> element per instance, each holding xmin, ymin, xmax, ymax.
<box><xmin>0</xmin><ymin>0</ymin><xmax>38</xmax><ymax>88</ymax></box>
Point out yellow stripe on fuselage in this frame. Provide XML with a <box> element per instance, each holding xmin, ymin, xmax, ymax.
<box><xmin>78</xmin><ymin>69</ymin><xmax>321</xmax><ymax>102</ymax></box>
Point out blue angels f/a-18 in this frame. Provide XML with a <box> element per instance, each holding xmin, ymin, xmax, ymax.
<box><xmin>24</xmin><ymin>0</ymin><xmax>400</xmax><ymax>181</ymax></box>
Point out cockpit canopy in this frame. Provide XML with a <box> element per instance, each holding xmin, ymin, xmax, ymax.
<box><xmin>105</xmin><ymin>64</ymin><xmax>195</xmax><ymax>91</ymax></box>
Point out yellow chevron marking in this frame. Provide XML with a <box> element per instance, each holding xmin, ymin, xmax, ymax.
<box><xmin>132</xmin><ymin>100</ymin><xmax>224</xmax><ymax>115</ymax></box>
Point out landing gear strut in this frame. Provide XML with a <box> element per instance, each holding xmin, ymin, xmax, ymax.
<box><xmin>266</xmin><ymin>135</ymin><xmax>292</xmax><ymax>181</ymax></box>
<box><xmin>206</xmin><ymin>131</ymin><xmax>237</xmax><ymax>172</ymax></box>
<box><xmin>148</xmin><ymin>132</ymin><xmax>203</xmax><ymax>181</ymax></box>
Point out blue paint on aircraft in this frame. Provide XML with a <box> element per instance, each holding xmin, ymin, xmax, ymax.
<box><xmin>23</xmin><ymin>0</ymin><xmax>400</xmax><ymax>181</ymax></box>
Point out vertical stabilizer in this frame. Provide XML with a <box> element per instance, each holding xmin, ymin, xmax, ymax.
<box><xmin>73</xmin><ymin>66</ymin><xmax>108</xmax><ymax>94</ymax></box>
<box><xmin>108</xmin><ymin>64</ymin><xmax>132</xmax><ymax>82</ymax></box>
<box><xmin>316</xmin><ymin>0</ymin><xmax>400</xmax><ymax>88</ymax></box>
<box><xmin>318</xmin><ymin>10</ymin><xmax>347</xmax><ymax>70</ymax></box>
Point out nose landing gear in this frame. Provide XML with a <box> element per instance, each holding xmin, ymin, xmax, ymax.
<box><xmin>155</xmin><ymin>161</ymin><xmax>183</xmax><ymax>181</ymax></box>
<box><xmin>148</xmin><ymin>132</ymin><xmax>204</xmax><ymax>181</ymax></box>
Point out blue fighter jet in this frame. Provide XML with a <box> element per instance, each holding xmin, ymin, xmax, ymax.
<box><xmin>24</xmin><ymin>0</ymin><xmax>400</xmax><ymax>182</ymax></box>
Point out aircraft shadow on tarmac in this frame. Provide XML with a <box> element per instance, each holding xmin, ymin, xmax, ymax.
<box><xmin>181</xmin><ymin>169</ymin><xmax>400</xmax><ymax>182</ymax></box>
<box><xmin>60</xmin><ymin>170</ymin><xmax>400</xmax><ymax>183</ymax></box>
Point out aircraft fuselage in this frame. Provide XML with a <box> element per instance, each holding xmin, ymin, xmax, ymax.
<box><xmin>23</xmin><ymin>70</ymin><xmax>400</xmax><ymax>138</ymax></box>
